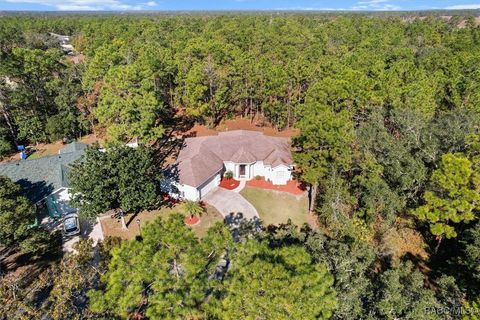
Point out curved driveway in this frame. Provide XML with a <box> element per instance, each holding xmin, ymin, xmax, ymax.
<box><xmin>203</xmin><ymin>187</ymin><xmax>258</xmax><ymax>221</ymax></box>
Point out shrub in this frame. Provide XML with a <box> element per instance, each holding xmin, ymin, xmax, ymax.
<box><xmin>0</xmin><ymin>127</ymin><xmax>13</xmax><ymax>157</ymax></box>
<box><xmin>224</xmin><ymin>170</ymin><xmax>233</xmax><ymax>179</ymax></box>
<box><xmin>0</xmin><ymin>139</ymin><xmax>12</xmax><ymax>157</ymax></box>
<box><xmin>255</xmin><ymin>175</ymin><xmax>262</xmax><ymax>180</ymax></box>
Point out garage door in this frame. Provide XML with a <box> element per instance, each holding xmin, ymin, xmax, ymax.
<box><xmin>199</xmin><ymin>173</ymin><xmax>220</xmax><ymax>199</ymax></box>
<box><xmin>274</xmin><ymin>170</ymin><xmax>287</xmax><ymax>184</ymax></box>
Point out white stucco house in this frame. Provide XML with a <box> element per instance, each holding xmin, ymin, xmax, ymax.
<box><xmin>162</xmin><ymin>130</ymin><xmax>294</xmax><ymax>201</ymax></box>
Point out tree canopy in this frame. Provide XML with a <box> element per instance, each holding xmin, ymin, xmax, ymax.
<box><xmin>0</xmin><ymin>175</ymin><xmax>51</xmax><ymax>254</ymax></box>
<box><xmin>210</xmin><ymin>240</ymin><xmax>337</xmax><ymax>319</ymax></box>
<box><xmin>413</xmin><ymin>153</ymin><xmax>480</xmax><ymax>239</ymax></box>
<box><xmin>88</xmin><ymin>215</ymin><xmax>337</xmax><ymax>319</ymax></box>
<box><xmin>69</xmin><ymin>145</ymin><xmax>160</xmax><ymax>219</ymax></box>
<box><xmin>2</xmin><ymin>12</ymin><xmax>480</xmax><ymax>319</ymax></box>
<box><xmin>88</xmin><ymin>214</ymin><xmax>233</xmax><ymax>319</ymax></box>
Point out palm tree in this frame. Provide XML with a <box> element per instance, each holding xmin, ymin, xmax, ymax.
<box><xmin>183</xmin><ymin>200</ymin><xmax>204</xmax><ymax>221</ymax></box>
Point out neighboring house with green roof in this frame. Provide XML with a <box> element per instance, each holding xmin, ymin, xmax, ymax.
<box><xmin>58</xmin><ymin>141</ymin><xmax>87</xmax><ymax>155</ymax></box>
<box><xmin>0</xmin><ymin>142</ymin><xmax>87</xmax><ymax>218</ymax></box>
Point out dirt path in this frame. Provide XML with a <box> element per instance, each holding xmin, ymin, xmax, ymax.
<box><xmin>184</xmin><ymin>117</ymin><xmax>299</xmax><ymax>138</ymax></box>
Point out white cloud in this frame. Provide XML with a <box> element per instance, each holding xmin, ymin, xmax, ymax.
<box><xmin>351</xmin><ymin>0</ymin><xmax>400</xmax><ymax>11</ymax></box>
<box><xmin>275</xmin><ymin>3</ymin><xmax>401</xmax><ymax>11</ymax></box>
<box><xmin>5</xmin><ymin>0</ymin><xmax>147</xmax><ymax>10</ymax></box>
<box><xmin>56</xmin><ymin>4</ymin><xmax>96</xmax><ymax>10</ymax></box>
<box><xmin>145</xmin><ymin>1</ymin><xmax>157</xmax><ymax>6</ymax></box>
<box><xmin>357</xmin><ymin>0</ymin><xmax>389</xmax><ymax>4</ymax></box>
<box><xmin>446</xmin><ymin>3</ymin><xmax>480</xmax><ymax>9</ymax></box>
<box><xmin>275</xmin><ymin>7</ymin><xmax>348</xmax><ymax>11</ymax></box>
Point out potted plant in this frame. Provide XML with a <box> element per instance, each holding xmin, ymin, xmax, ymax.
<box><xmin>224</xmin><ymin>170</ymin><xmax>233</xmax><ymax>180</ymax></box>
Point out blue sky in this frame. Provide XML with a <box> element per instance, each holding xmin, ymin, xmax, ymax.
<box><xmin>1</xmin><ymin>0</ymin><xmax>480</xmax><ymax>11</ymax></box>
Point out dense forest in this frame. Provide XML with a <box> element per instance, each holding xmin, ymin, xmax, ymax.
<box><xmin>2</xmin><ymin>12</ymin><xmax>480</xmax><ymax>319</ymax></box>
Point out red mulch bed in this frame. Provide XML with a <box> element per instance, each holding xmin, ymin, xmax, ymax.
<box><xmin>162</xmin><ymin>194</ymin><xmax>181</xmax><ymax>205</ymax></box>
<box><xmin>219</xmin><ymin>178</ymin><xmax>240</xmax><ymax>190</ymax></box>
<box><xmin>246</xmin><ymin>177</ymin><xmax>306</xmax><ymax>195</ymax></box>
<box><xmin>184</xmin><ymin>215</ymin><xmax>200</xmax><ymax>225</ymax></box>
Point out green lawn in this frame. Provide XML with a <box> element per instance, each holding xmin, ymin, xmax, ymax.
<box><xmin>189</xmin><ymin>206</ymin><xmax>224</xmax><ymax>238</ymax></box>
<box><xmin>26</xmin><ymin>152</ymin><xmax>42</xmax><ymax>160</ymax></box>
<box><xmin>147</xmin><ymin>205</ymin><xmax>224</xmax><ymax>238</ymax></box>
<box><xmin>27</xmin><ymin>149</ymin><xmax>60</xmax><ymax>160</ymax></box>
<box><xmin>101</xmin><ymin>205</ymin><xmax>224</xmax><ymax>240</ymax></box>
<box><xmin>240</xmin><ymin>187</ymin><xmax>309</xmax><ymax>227</ymax></box>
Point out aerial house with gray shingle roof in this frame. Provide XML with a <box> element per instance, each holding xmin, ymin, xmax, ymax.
<box><xmin>163</xmin><ymin>130</ymin><xmax>294</xmax><ymax>201</ymax></box>
<box><xmin>0</xmin><ymin>142</ymin><xmax>86</xmax><ymax>218</ymax></box>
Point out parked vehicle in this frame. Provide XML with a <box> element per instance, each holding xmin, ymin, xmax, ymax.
<box><xmin>63</xmin><ymin>213</ymin><xmax>81</xmax><ymax>237</ymax></box>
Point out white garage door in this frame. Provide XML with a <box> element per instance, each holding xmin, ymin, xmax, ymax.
<box><xmin>199</xmin><ymin>173</ymin><xmax>220</xmax><ymax>199</ymax></box>
<box><xmin>274</xmin><ymin>169</ymin><xmax>288</xmax><ymax>185</ymax></box>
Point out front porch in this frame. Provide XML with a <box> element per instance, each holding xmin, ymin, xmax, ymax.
<box><xmin>229</xmin><ymin>162</ymin><xmax>254</xmax><ymax>180</ymax></box>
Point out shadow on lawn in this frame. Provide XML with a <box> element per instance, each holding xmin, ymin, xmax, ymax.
<box><xmin>224</xmin><ymin>212</ymin><xmax>262</xmax><ymax>241</ymax></box>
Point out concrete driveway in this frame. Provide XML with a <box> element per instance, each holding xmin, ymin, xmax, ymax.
<box><xmin>41</xmin><ymin>214</ymin><xmax>104</xmax><ymax>253</ymax></box>
<box><xmin>203</xmin><ymin>187</ymin><xmax>258</xmax><ymax>221</ymax></box>
<box><xmin>62</xmin><ymin>218</ymin><xmax>104</xmax><ymax>253</ymax></box>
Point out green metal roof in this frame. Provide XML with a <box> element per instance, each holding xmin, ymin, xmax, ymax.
<box><xmin>0</xmin><ymin>142</ymin><xmax>86</xmax><ymax>203</ymax></box>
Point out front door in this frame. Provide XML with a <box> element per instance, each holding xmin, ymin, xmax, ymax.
<box><xmin>239</xmin><ymin>164</ymin><xmax>246</xmax><ymax>178</ymax></box>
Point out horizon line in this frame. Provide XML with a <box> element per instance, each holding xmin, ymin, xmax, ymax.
<box><xmin>1</xmin><ymin>9</ymin><xmax>480</xmax><ymax>13</ymax></box>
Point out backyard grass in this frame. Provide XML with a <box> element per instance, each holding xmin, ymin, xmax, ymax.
<box><xmin>240</xmin><ymin>187</ymin><xmax>309</xmax><ymax>227</ymax></box>
<box><xmin>100</xmin><ymin>204</ymin><xmax>223</xmax><ymax>240</ymax></box>
<box><xmin>0</xmin><ymin>134</ymin><xmax>103</xmax><ymax>163</ymax></box>
<box><xmin>26</xmin><ymin>152</ymin><xmax>47</xmax><ymax>160</ymax></box>
<box><xmin>26</xmin><ymin>141</ymin><xmax>65</xmax><ymax>160</ymax></box>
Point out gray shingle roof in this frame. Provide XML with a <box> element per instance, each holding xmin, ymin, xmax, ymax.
<box><xmin>58</xmin><ymin>141</ymin><xmax>87</xmax><ymax>154</ymax></box>
<box><xmin>0</xmin><ymin>143</ymin><xmax>86</xmax><ymax>203</ymax></box>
